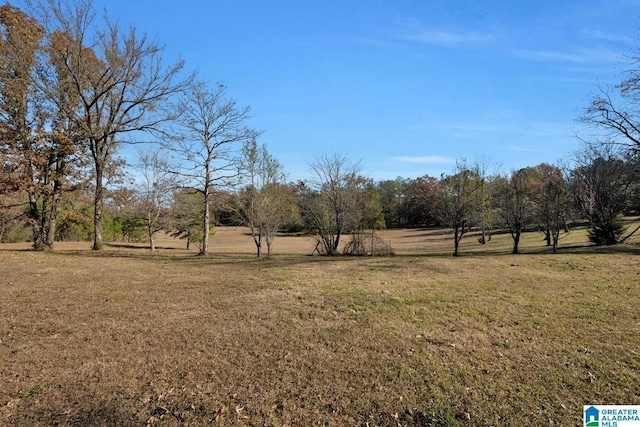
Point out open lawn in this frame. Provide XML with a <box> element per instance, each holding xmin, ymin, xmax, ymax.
<box><xmin>1</xmin><ymin>225</ymin><xmax>639</xmax><ymax>426</ymax></box>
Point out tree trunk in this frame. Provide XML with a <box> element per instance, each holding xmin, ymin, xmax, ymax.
<box><xmin>544</xmin><ymin>224</ymin><xmax>551</xmax><ymax>246</ymax></box>
<box><xmin>93</xmin><ymin>160</ymin><xmax>104</xmax><ymax>250</ymax></box>
<box><xmin>201</xmin><ymin>187</ymin><xmax>209</xmax><ymax>255</ymax></box>
<box><xmin>46</xmin><ymin>206</ymin><xmax>57</xmax><ymax>249</ymax></box>
<box><xmin>45</xmin><ymin>173</ymin><xmax>63</xmax><ymax>249</ymax></box>
<box><xmin>148</xmin><ymin>223</ymin><xmax>155</xmax><ymax>251</ymax></box>
<box><xmin>250</xmin><ymin>225</ymin><xmax>262</xmax><ymax>257</ymax></box>
<box><xmin>266</xmin><ymin>232</ymin><xmax>274</xmax><ymax>259</ymax></box>
<box><xmin>28</xmin><ymin>193</ymin><xmax>45</xmax><ymax>251</ymax></box>
<box><xmin>512</xmin><ymin>230</ymin><xmax>521</xmax><ymax>254</ymax></box>
<box><xmin>333</xmin><ymin>230</ymin><xmax>341</xmax><ymax>255</ymax></box>
<box><xmin>453</xmin><ymin>225</ymin><xmax>460</xmax><ymax>256</ymax></box>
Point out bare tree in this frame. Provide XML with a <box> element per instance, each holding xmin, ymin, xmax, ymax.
<box><xmin>341</xmin><ymin>176</ymin><xmax>385</xmax><ymax>256</ymax></box>
<box><xmin>137</xmin><ymin>149</ymin><xmax>174</xmax><ymax>251</ymax></box>
<box><xmin>581</xmin><ymin>82</ymin><xmax>640</xmax><ymax>154</ymax></box>
<box><xmin>29</xmin><ymin>0</ymin><xmax>191</xmax><ymax>250</ymax></box>
<box><xmin>300</xmin><ymin>153</ymin><xmax>364</xmax><ymax>255</ymax></box>
<box><xmin>237</xmin><ymin>140</ymin><xmax>292</xmax><ymax>258</ymax></box>
<box><xmin>167</xmin><ymin>81</ymin><xmax>258</xmax><ymax>255</ymax></box>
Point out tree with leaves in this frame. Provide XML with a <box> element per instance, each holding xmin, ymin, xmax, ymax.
<box><xmin>569</xmin><ymin>145</ymin><xmax>636</xmax><ymax>245</ymax></box>
<box><xmin>29</xmin><ymin>0</ymin><xmax>191</xmax><ymax>250</ymax></box>
<box><xmin>440</xmin><ymin>161</ymin><xmax>481</xmax><ymax>256</ymax></box>
<box><xmin>532</xmin><ymin>163</ymin><xmax>571</xmax><ymax>253</ymax></box>
<box><xmin>497</xmin><ymin>167</ymin><xmax>539</xmax><ymax>255</ymax></box>
<box><xmin>376</xmin><ymin>178</ymin><xmax>408</xmax><ymax>227</ymax></box>
<box><xmin>403</xmin><ymin>175</ymin><xmax>444</xmax><ymax>227</ymax></box>
<box><xmin>0</xmin><ymin>4</ymin><xmax>47</xmax><ymax>248</ymax></box>
<box><xmin>168</xmin><ymin>188</ymin><xmax>203</xmax><ymax>250</ymax></box>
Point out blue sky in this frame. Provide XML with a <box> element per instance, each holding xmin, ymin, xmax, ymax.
<box><xmin>97</xmin><ymin>0</ymin><xmax>638</xmax><ymax>181</ymax></box>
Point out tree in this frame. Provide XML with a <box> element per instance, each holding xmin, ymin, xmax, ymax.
<box><xmin>532</xmin><ymin>163</ymin><xmax>571</xmax><ymax>253</ymax></box>
<box><xmin>473</xmin><ymin>158</ymin><xmax>500</xmax><ymax>245</ymax></box>
<box><xmin>168</xmin><ymin>188</ymin><xmax>203</xmax><ymax>250</ymax></box>
<box><xmin>0</xmin><ymin>194</ymin><xmax>30</xmax><ymax>243</ymax></box>
<box><xmin>377</xmin><ymin>178</ymin><xmax>408</xmax><ymax>227</ymax></box>
<box><xmin>497</xmin><ymin>167</ymin><xmax>539</xmax><ymax>255</ymax></box>
<box><xmin>440</xmin><ymin>161</ymin><xmax>481</xmax><ymax>256</ymax></box>
<box><xmin>137</xmin><ymin>149</ymin><xmax>175</xmax><ymax>251</ymax></box>
<box><xmin>581</xmin><ymin>61</ymin><xmax>640</xmax><ymax>155</ymax></box>
<box><xmin>0</xmin><ymin>4</ymin><xmax>47</xmax><ymax>249</ymax></box>
<box><xmin>167</xmin><ymin>81</ymin><xmax>258</xmax><ymax>255</ymax></box>
<box><xmin>237</xmin><ymin>139</ymin><xmax>292</xmax><ymax>258</ymax></box>
<box><xmin>300</xmin><ymin>153</ymin><xmax>370</xmax><ymax>255</ymax></box>
<box><xmin>403</xmin><ymin>175</ymin><xmax>444</xmax><ymax>226</ymax></box>
<box><xmin>569</xmin><ymin>145</ymin><xmax>636</xmax><ymax>245</ymax></box>
<box><xmin>32</xmin><ymin>0</ymin><xmax>191</xmax><ymax>250</ymax></box>
<box><xmin>341</xmin><ymin>176</ymin><xmax>385</xmax><ymax>256</ymax></box>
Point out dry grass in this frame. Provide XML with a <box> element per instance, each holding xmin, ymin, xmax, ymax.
<box><xmin>1</xmin><ymin>225</ymin><xmax>639</xmax><ymax>426</ymax></box>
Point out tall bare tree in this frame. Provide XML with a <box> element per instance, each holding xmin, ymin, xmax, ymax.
<box><xmin>168</xmin><ymin>81</ymin><xmax>258</xmax><ymax>255</ymax></box>
<box><xmin>30</xmin><ymin>0</ymin><xmax>191</xmax><ymax>250</ymax></box>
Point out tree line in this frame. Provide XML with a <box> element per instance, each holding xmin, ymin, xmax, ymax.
<box><xmin>1</xmin><ymin>1</ymin><xmax>640</xmax><ymax>257</ymax></box>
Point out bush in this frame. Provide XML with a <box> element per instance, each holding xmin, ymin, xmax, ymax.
<box><xmin>587</xmin><ymin>217</ymin><xmax>626</xmax><ymax>245</ymax></box>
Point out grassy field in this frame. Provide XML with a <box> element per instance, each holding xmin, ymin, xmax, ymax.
<box><xmin>1</xmin><ymin>225</ymin><xmax>639</xmax><ymax>426</ymax></box>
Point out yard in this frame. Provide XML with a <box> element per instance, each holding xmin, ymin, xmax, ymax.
<box><xmin>1</xmin><ymin>226</ymin><xmax>639</xmax><ymax>425</ymax></box>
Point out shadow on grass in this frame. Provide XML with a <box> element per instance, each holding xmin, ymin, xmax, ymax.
<box><xmin>9</xmin><ymin>400</ymin><xmax>140</xmax><ymax>426</ymax></box>
<box><xmin>103</xmin><ymin>242</ymin><xmax>186</xmax><ymax>251</ymax></box>
<box><xmin>25</xmin><ymin>242</ymin><xmax>638</xmax><ymax>273</ymax></box>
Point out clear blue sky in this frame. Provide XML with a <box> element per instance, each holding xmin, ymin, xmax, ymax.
<box><xmin>97</xmin><ymin>0</ymin><xmax>638</xmax><ymax>181</ymax></box>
